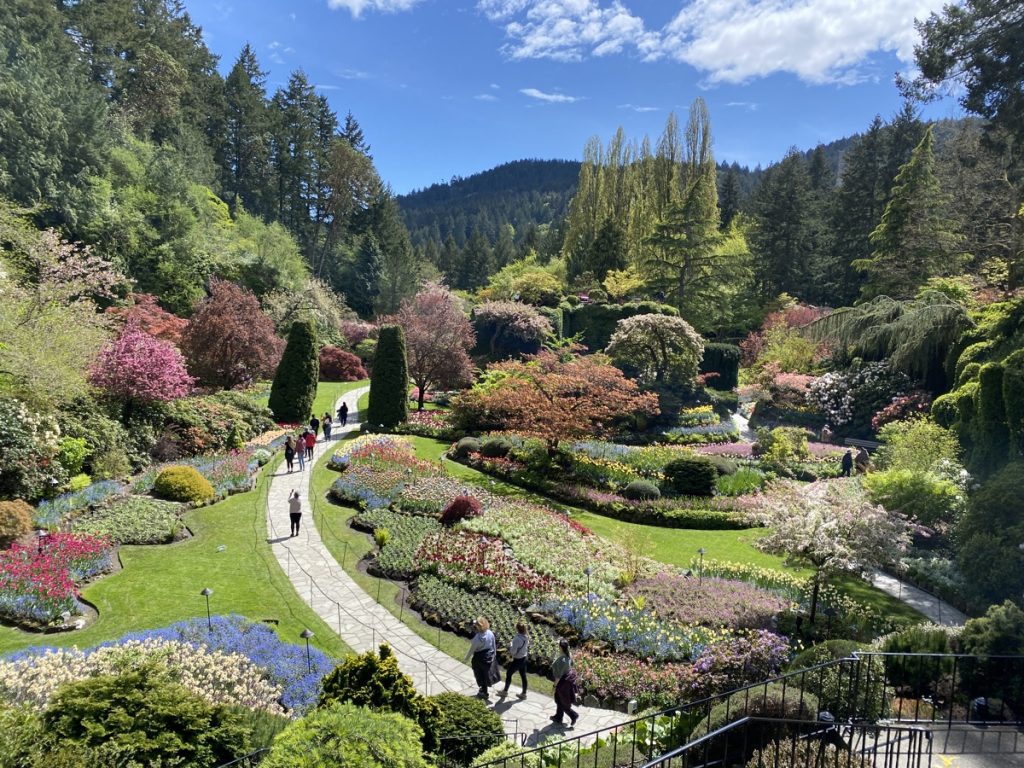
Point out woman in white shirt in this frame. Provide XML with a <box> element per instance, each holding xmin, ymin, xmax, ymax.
<box><xmin>465</xmin><ymin>616</ymin><xmax>496</xmax><ymax>699</ymax></box>
<box><xmin>500</xmin><ymin>622</ymin><xmax>530</xmax><ymax>699</ymax></box>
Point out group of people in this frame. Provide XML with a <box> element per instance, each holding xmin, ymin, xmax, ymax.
<box><xmin>840</xmin><ymin>446</ymin><xmax>871</xmax><ymax>477</ymax></box>
<box><xmin>283</xmin><ymin>404</ymin><xmax>350</xmax><ymax>473</ymax></box>
<box><xmin>466</xmin><ymin>617</ymin><xmax>579</xmax><ymax>728</ymax></box>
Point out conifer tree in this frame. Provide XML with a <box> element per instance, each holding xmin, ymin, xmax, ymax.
<box><xmin>222</xmin><ymin>44</ymin><xmax>272</xmax><ymax>217</ymax></box>
<box><xmin>345</xmin><ymin>234</ymin><xmax>382</xmax><ymax>317</ymax></box>
<box><xmin>750</xmin><ymin>149</ymin><xmax>813</xmax><ymax>298</ymax></box>
<box><xmin>268</xmin><ymin>320</ymin><xmax>320</xmax><ymax>423</ymax></box>
<box><xmin>857</xmin><ymin>127</ymin><xmax>963</xmax><ymax>299</ymax></box>
<box><xmin>367</xmin><ymin>324</ymin><xmax>408</xmax><ymax>428</ymax></box>
<box><xmin>718</xmin><ymin>165</ymin><xmax>743</xmax><ymax>229</ymax></box>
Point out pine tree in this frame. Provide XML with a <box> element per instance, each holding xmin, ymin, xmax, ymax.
<box><xmin>437</xmin><ymin>233</ymin><xmax>460</xmax><ymax>281</ymax></box>
<box><xmin>366</xmin><ymin>324</ymin><xmax>408</xmax><ymax>428</ymax></box>
<box><xmin>858</xmin><ymin>127</ymin><xmax>963</xmax><ymax>299</ymax></box>
<box><xmin>341</xmin><ymin>110</ymin><xmax>371</xmax><ymax>157</ymax></box>
<box><xmin>457</xmin><ymin>230</ymin><xmax>493</xmax><ymax>289</ymax></box>
<box><xmin>750</xmin><ymin>149</ymin><xmax>813</xmax><ymax>298</ymax></box>
<box><xmin>268</xmin><ymin>320</ymin><xmax>319</xmax><ymax>423</ymax></box>
<box><xmin>345</xmin><ymin>234</ymin><xmax>382</xmax><ymax>317</ymax></box>
<box><xmin>718</xmin><ymin>164</ymin><xmax>743</xmax><ymax>229</ymax></box>
<box><xmin>586</xmin><ymin>217</ymin><xmax>628</xmax><ymax>281</ymax></box>
<box><xmin>222</xmin><ymin>44</ymin><xmax>272</xmax><ymax>216</ymax></box>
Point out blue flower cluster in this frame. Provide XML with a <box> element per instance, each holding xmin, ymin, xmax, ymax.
<box><xmin>570</xmin><ymin>441</ymin><xmax>637</xmax><ymax>461</ymax></box>
<box><xmin>107</xmin><ymin>614</ymin><xmax>336</xmax><ymax>714</ymax></box>
<box><xmin>33</xmin><ymin>481</ymin><xmax>127</xmax><ymax>527</ymax></box>
<box><xmin>662</xmin><ymin>422</ymin><xmax>739</xmax><ymax>440</ymax></box>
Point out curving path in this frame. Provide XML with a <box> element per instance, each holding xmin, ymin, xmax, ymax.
<box><xmin>265</xmin><ymin>386</ymin><xmax>626</xmax><ymax>745</ymax></box>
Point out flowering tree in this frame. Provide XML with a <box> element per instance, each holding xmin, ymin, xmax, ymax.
<box><xmin>386</xmin><ymin>282</ymin><xmax>474</xmax><ymax>410</ymax></box>
<box><xmin>755</xmin><ymin>480</ymin><xmax>909</xmax><ymax>623</ymax></box>
<box><xmin>89</xmin><ymin>324</ymin><xmax>194</xmax><ymax>416</ymax></box>
<box><xmin>106</xmin><ymin>293</ymin><xmax>188</xmax><ymax>345</ymax></box>
<box><xmin>180</xmin><ymin>279</ymin><xmax>283</xmax><ymax>390</ymax></box>
<box><xmin>452</xmin><ymin>349</ymin><xmax>659</xmax><ymax>452</ymax></box>
<box><xmin>605</xmin><ymin>313</ymin><xmax>705</xmax><ymax>387</ymax></box>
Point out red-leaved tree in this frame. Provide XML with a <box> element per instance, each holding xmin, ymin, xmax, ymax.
<box><xmin>89</xmin><ymin>323</ymin><xmax>194</xmax><ymax>417</ymax></box>
<box><xmin>386</xmin><ymin>282</ymin><xmax>475</xmax><ymax>410</ymax></box>
<box><xmin>180</xmin><ymin>278</ymin><xmax>283</xmax><ymax>390</ymax></box>
<box><xmin>106</xmin><ymin>293</ymin><xmax>188</xmax><ymax>345</ymax></box>
<box><xmin>452</xmin><ymin>349</ymin><xmax>660</xmax><ymax>452</ymax></box>
<box><xmin>319</xmin><ymin>346</ymin><xmax>368</xmax><ymax>382</ymax></box>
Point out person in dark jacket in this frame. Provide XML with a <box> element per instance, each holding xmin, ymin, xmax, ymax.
<box><xmin>464</xmin><ymin>616</ymin><xmax>496</xmax><ymax>699</ymax></box>
<box><xmin>550</xmin><ymin>639</ymin><xmax>578</xmax><ymax>727</ymax></box>
<box><xmin>840</xmin><ymin>450</ymin><xmax>853</xmax><ymax>477</ymax></box>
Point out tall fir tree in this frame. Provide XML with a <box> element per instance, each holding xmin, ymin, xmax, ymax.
<box><xmin>340</xmin><ymin>110</ymin><xmax>371</xmax><ymax>157</ymax></box>
<box><xmin>268</xmin><ymin>320</ymin><xmax>319</xmax><ymax>423</ymax></box>
<box><xmin>857</xmin><ymin>126</ymin><xmax>963</xmax><ymax>299</ymax></box>
<box><xmin>718</xmin><ymin>164</ymin><xmax>743</xmax><ymax>230</ymax></box>
<box><xmin>457</xmin><ymin>230</ymin><xmax>494</xmax><ymax>289</ymax></box>
<box><xmin>222</xmin><ymin>44</ymin><xmax>272</xmax><ymax>217</ymax></box>
<box><xmin>750</xmin><ymin>149</ymin><xmax>813</xmax><ymax>299</ymax></box>
<box><xmin>367</xmin><ymin>324</ymin><xmax>408</xmax><ymax>428</ymax></box>
<box><xmin>345</xmin><ymin>234</ymin><xmax>383</xmax><ymax>317</ymax></box>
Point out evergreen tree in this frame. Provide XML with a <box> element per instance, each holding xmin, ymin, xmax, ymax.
<box><xmin>492</xmin><ymin>223</ymin><xmax>517</xmax><ymax>269</ymax></box>
<box><xmin>368</xmin><ymin>192</ymin><xmax>421</xmax><ymax>314</ymax></box>
<box><xmin>750</xmin><ymin>149</ymin><xmax>813</xmax><ymax>298</ymax></box>
<box><xmin>268</xmin><ymin>320</ymin><xmax>319</xmax><ymax>423</ymax></box>
<box><xmin>340</xmin><ymin>110</ymin><xmax>371</xmax><ymax>157</ymax></box>
<box><xmin>437</xmin><ymin>233</ymin><xmax>460</xmax><ymax>281</ymax></box>
<box><xmin>457</xmin><ymin>230</ymin><xmax>494</xmax><ymax>289</ymax></box>
<box><xmin>857</xmin><ymin>127</ymin><xmax>963</xmax><ymax>299</ymax></box>
<box><xmin>222</xmin><ymin>44</ymin><xmax>272</xmax><ymax>216</ymax></box>
<box><xmin>580</xmin><ymin>217</ymin><xmax>627</xmax><ymax>282</ymax></box>
<box><xmin>366</xmin><ymin>324</ymin><xmax>408</xmax><ymax>428</ymax></box>
<box><xmin>805</xmin><ymin>146</ymin><xmax>837</xmax><ymax>304</ymax></box>
<box><xmin>345</xmin><ymin>234</ymin><xmax>382</xmax><ymax>317</ymax></box>
<box><xmin>718</xmin><ymin>164</ymin><xmax>743</xmax><ymax>229</ymax></box>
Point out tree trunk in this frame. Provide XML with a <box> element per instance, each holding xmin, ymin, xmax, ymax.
<box><xmin>809</xmin><ymin>570</ymin><xmax>822</xmax><ymax>624</ymax></box>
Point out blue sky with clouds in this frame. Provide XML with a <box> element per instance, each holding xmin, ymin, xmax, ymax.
<box><xmin>190</xmin><ymin>0</ymin><xmax>963</xmax><ymax>195</ymax></box>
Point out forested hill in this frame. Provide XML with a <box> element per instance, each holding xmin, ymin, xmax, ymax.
<box><xmin>398</xmin><ymin>159</ymin><xmax>581</xmax><ymax>247</ymax></box>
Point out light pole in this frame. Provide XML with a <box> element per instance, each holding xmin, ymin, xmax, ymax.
<box><xmin>301</xmin><ymin>629</ymin><xmax>315</xmax><ymax>673</ymax></box>
<box><xmin>585</xmin><ymin>567</ymin><xmax>592</xmax><ymax>602</ymax></box>
<box><xmin>697</xmin><ymin>548</ymin><xmax>706</xmax><ymax>586</ymax></box>
<box><xmin>36</xmin><ymin>530</ymin><xmax>48</xmax><ymax>555</ymax></box>
<box><xmin>200</xmin><ymin>588</ymin><xmax>213</xmax><ymax>631</ymax></box>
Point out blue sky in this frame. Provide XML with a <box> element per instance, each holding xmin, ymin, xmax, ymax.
<box><xmin>189</xmin><ymin>0</ymin><xmax>962</xmax><ymax>195</ymax></box>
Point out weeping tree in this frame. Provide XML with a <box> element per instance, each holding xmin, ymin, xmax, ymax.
<box><xmin>804</xmin><ymin>291</ymin><xmax>972</xmax><ymax>391</ymax></box>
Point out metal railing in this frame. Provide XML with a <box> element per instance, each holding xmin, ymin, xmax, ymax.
<box><xmin>215</xmin><ymin>748</ymin><xmax>269</xmax><ymax>767</ymax></box>
<box><xmin>472</xmin><ymin>653</ymin><xmax>1024</xmax><ymax>767</ymax></box>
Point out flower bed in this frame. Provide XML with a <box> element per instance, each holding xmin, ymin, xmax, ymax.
<box><xmin>133</xmin><ymin>450</ymin><xmax>259</xmax><ymax>499</ymax></box>
<box><xmin>0</xmin><ymin>533</ymin><xmax>115</xmax><ymax>624</ymax></box>
<box><xmin>392</xmin><ymin>409</ymin><xmax>460</xmax><ymax>440</ymax></box>
<box><xmin>352</xmin><ymin>508</ymin><xmax>441</xmax><ymax>579</ymax></box>
<box><xmin>33</xmin><ymin>480</ymin><xmax>126</xmax><ymax>528</ymax></box>
<box><xmin>623</xmin><ymin>573</ymin><xmax>791</xmax><ymax>630</ymax></box>
<box><xmin>71</xmin><ymin>496</ymin><xmax>185</xmax><ymax>545</ymax></box>
<box><xmin>660</xmin><ymin>421</ymin><xmax>740</xmax><ymax>446</ymax></box>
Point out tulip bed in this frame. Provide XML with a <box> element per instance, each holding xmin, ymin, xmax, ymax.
<box><xmin>352</xmin><ymin>508</ymin><xmax>440</xmax><ymax>579</ymax></box>
<box><xmin>132</xmin><ymin>449</ymin><xmax>261</xmax><ymax>498</ymax></box>
<box><xmin>71</xmin><ymin>496</ymin><xmax>185</xmax><ymax>545</ymax></box>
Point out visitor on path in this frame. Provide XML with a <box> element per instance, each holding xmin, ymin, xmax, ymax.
<box><xmin>820</xmin><ymin>424</ymin><xmax>833</xmax><ymax>443</ymax></box>
<box><xmin>323</xmin><ymin>413</ymin><xmax>333</xmax><ymax>440</ymax></box>
<box><xmin>551</xmin><ymin>639</ymin><xmax>579</xmax><ymax>728</ymax></box>
<box><xmin>288</xmin><ymin>490</ymin><xmax>302</xmax><ymax>537</ymax></box>
<box><xmin>840</xmin><ymin>450</ymin><xmax>853</xmax><ymax>477</ymax></box>
<box><xmin>284</xmin><ymin>436</ymin><xmax>296</xmax><ymax>473</ymax></box>
<box><xmin>337</xmin><ymin>402</ymin><xmax>348</xmax><ymax>426</ymax></box>
<box><xmin>465</xmin><ymin>616</ymin><xmax>497</xmax><ymax>699</ymax></box>
<box><xmin>500</xmin><ymin>622</ymin><xmax>530</xmax><ymax>699</ymax></box>
<box><xmin>303</xmin><ymin>430</ymin><xmax>315</xmax><ymax>461</ymax></box>
<box><xmin>855</xmin><ymin>446</ymin><xmax>870</xmax><ymax>474</ymax></box>
<box><xmin>310</xmin><ymin>414</ymin><xmax>320</xmax><ymax>438</ymax></box>
<box><xmin>296</xmin><ymin>432</ymin><xmax>307</xmax><ymax>471</ymax></box>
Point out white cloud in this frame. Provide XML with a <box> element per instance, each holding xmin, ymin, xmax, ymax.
<box><xmin>327</xmin><ymin>0</ymin><xmax>423</xmax><ymax>18</ymax></box>
<box><xmin>618</xmin><ymin>103</ymin><xmax>659</xmax><ymax>112</ymax></box>
<box><xmin>268</xmin><ymin>41</ymin><xmax>282</xmax><ymax>49</ymax></box>
<box><xmin>520</xmin><ymin>87</ymin><xmax>582</xmax><ymax>103</ymax></box>
<box><xmin>489</xmin><ymin>83</ymin><xmax>501</xmax><ymax>89</ymax></box>
<box><xmin>726</xmin><ymin>101</ymin><xmax>759</xmax><ymax>111</ymax></box>
<box><xmin>475</xmin><ymin>93</ymin><xmax>499</xmax><ymax>101</ymax></box>
<box><xmin>315</xmin><ymin>84</ymin><xmax>341</xmax><ymax>90</ymax></box>
<box><xmin>476</xmin><ymin>0</ymin><xmax>943</xmax><ymax>86</ymax></box>
<box><xmin>336</xmin><ymin>68</ymin><xmax>371</xmax><ymax>80</ymax></box>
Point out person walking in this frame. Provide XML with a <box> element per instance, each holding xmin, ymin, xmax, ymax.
<box><xmin>322</xmin><ymin>413</ymin><xmax>333</xmax><ymax>440</ymax></box>
<box><xmin>310</xmin><ymin>414</ymin><xmax>320</xmax><ymax>439</ymax></box>
<box><xmin>296</xmin><ymin>431</ymin><xmax>307</xmax><ymax>471</ymax></box>
<box><xmin>855</xmin><ymin>446</ymin><xmax>871</xmax><ymax>474</ymax></box>
<box><xmin>304</xmin><ymin>429</ymin><xmax>315</xmax><ymax>461</ymax></box>
<box><xmin>465</xmin><ymin>616</ymin><xmax>497</xmax><ymax>699</ymax></box>
<box><xmin>288</xmin><ymin>490</ymin><xmax>302</xmax><ymax>537</ymax></box>
<box><xmin>550</xmin><ymin>639</ymin><xmax>578</xmax><ymax>728</ymax></box>
<box><xmin>284</xmin><ymin>436</ymin><xmax>295</xmax><ymax>473</ymax></box>
<box><xmin>500</xmin><ymin>622</ymin><xmax>530</xmax><ymax>699</ymax></box>
<box><xmin>337</xmin><ymin>402</ymin><xmax>348</xmax><ymax>426</ymax></box>
<box><xmin>840</xmin><ymin>450</ymin><xmax>853</xmax><ymax>477</ymax></box>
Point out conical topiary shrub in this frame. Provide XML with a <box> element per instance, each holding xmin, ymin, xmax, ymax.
<box><xmin>367</xmin><ymin>324</ymin><xmax>408</xmax><ymax>429</ymax></box>
<box><xmin>269</xmin><ymin>320</ymin><xmax>319</xmax><ymax>424</ymax></box>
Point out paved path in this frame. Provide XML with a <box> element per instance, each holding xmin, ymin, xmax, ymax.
<box><xmin>867</xmin><ymin>569</ymin><xmax>968</xmax><ymax>626</ymax></box>
<box><xmin>265</xmin><ymin>386</ymin><xmax>627</xmax><ymax>745</ymax></box>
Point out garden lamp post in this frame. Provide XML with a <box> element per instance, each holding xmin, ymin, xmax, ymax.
<box><xmin>200</xmin><ymin>588</ymin><xmax>213</xmax><ymax>631</ymax></box>
<box><xmin>697</xmin><ymin>548</ymin><xmax>706</xmax><ymax>586</ymax></box>
<box><xmin>585</xmin><ymin>567</ymin><xmax>592</xmax><ymax>602</ymax></box>
<box><xmin>36</xmin><ymin>530</ymin><xmax>48</xmax><ymax>555</ymax></box>
<box><xmin>301</xmin><ymin>629</ymin><xmax>315</xmax><ymax>673</ymax></box>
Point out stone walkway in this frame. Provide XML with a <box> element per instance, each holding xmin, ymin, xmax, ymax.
<box><xmin>868</xmin><ymin>569</ymin><xmax>968</xmax><ymax>626</ymax></box>
<box><xmin>265</xmin><ymin>386</ymin><xmax>627</xmax><ymax>745</ymax></box>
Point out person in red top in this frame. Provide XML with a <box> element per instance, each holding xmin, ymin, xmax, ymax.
<box><xmin>303</xmin><ymin>430</ymin><xmax>315</xmax><ymax>461</ymax></box>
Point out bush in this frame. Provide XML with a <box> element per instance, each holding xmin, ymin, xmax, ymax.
<box><xmin>262</xmin><ymin>702</ymin><xmax>427</xmax><ymax>768</ymax></box>
<box><xmin>319</xmin><ymin>345</ymin><xmax>368</xmax><ymax>382</ymax></box>
<box><xmin>562</xmin><ymin>300</ymin><xmax>678</xmax><ymax>352</ymax></box>
<box><xmin>748</xmin><ymin>740</ymin><xmax>871</xmax><ymax>768</ymax></box>
<box><xmin>269</xmin><ymin>320</ymin><xmax>319</xmax><ymax>424</ymax></box>
<box><xmin>431</xmin><ymin>692</ymin><xmax>503</xmax><ymax>766</ymax></box>
<box><xmin>786</xmin><ymin>641</ymin><xmax>883</xmax><ymax>720</ymax></box>
<box><xmin>161</xmin><ymin>392</ymin><xmax>274</xmax><ymax>458</ymax></box>
<box><xmin>67</xmin><ymin>473</ymin><xmax>92</xmax><ymax>492</ymax></box>
<box><xmin>0</xmin><ymin>500</ymin><xmax>33</xmax><ymax>547</ymax></box>
<box><xmin>862</xmin><ymin>469</ymin><xmax>964</xmax><ymax>527</ymax></box>
<box><xmin>56</xmin><ymin>437</ymin><xmax>90</xmax><ymax>476</ymax></box>
<box><xmin>0</xmin><ymin>398</ymin><xmax>66</xmax><ymax>502</ymax></box>
<box><xmin>479</xmin><ymin>437</ymin><xmax>513</xmax><ymax>458</ymax></box>
<box><xmin>704</xmin><ymin>454</ymin><xmax>738</xmax><ymax>475</ymax></box>
<box><xmin>662</xmin><ymin>456</ymin><xmax>717</xmax><ymax>497</ymax></box>
<box><xmin>451</xmin><ymin>437</ymin><xmax>481</xmax><ymax>459</ymax></box>
<box><xmin>41</xmin><ymin>668</ymin><xmax>252</xmax><ymax>768</ymax></box>
<box><xmin>700</xmin><ymin>343</ymin><xmax>741</xmax><ymax>390</ymax></box>
<box><xmin>715</xmin><ymin>467</ymin><xmax>764</xmax><ymax>496</ymax></box>
<box><xmin>689</xmin><ymin>683</ymin><xmax>819</xmax><ymax>741</ymax></box>
<box><xmin>622</xmin><ymin>480</ymin><xmax>661</xmax><ymax>501</ymax></box>
<box><xmin>153</xmin><ymin>465</ymin><xmax>216</xmax><ymax>503</ymax></box>
<box><xmin>318</xmin><ymin>645</ymin><xmax>440</xmax><ymax>752</ymax></box>
<box><xmin>441</xmin><ymin>495</ymin><xmax>483</xmax><ymax>526</ymax></box>
<box><xmin>881</xmin><ymin>625</ymin><xmax>957</xmax><ymax>696</ymax></box>
<box><xmin>367</xmin><ymin>325</ymin><xmax>409</xmax><ymax>429</ymax></box>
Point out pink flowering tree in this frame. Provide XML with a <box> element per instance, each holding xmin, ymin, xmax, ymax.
<box><xmin>89</xmin><ymin>324</ymin><xmax>194</xmax><ymax>418</ymax></box>
<box><xmin>755</xmin><ymin>480</ymin><xmax>909</xmax><ymax>623</ymax></box>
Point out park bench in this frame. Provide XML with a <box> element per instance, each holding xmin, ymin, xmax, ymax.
<box><xmin>843</xmin><ymin>437</ymin><xmax>881</xmax><ymax>451</ymax></box>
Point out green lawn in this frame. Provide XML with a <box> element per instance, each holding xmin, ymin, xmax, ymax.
<box><xmin>312</xmin><ymin>380</ymin><xmax>367</xmax><ymax>423</ymax></box>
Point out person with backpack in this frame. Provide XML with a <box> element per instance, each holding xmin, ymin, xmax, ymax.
<box><xmin>322</xmin><ymin>413</ymin><xmax>333</xmax><ymax>440</ymax></box>
<box><xmin>283</xmin><ymin>436</ymin><xmax>296</xmax><ymax>473</ymax></box>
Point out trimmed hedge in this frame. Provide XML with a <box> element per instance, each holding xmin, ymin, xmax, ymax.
<box><xmin>700</xmin><ymin>343</ymin><xmax>741</xmax><ymax>390</ymax></box>
<box><xmin>269</xmin><ymin>320</ymin><xmax>319</xmax><ymax>424</ymax></box>
<box><xmin>479</xmin><ymin>437</ymin><xmax>512</xmax><ymax>458</ymax></box>
<box><xmin>367</xmin><ymin>325</ymin><xmax>409</xmax><ymax>429</ymax></box>
<box><xmin>153</xmin><ymin>466</ymin><xmax>215</xmax><ymax>503</ymax></box>
<box><xmin>562</xmin><ymin>301</ymin><xmax>678</xmax><ymax>352</ymax></box>
<box><xmin>622</xmin><ymin>480</ymin><xmax>660</xmax><ymax>501</ymax></box>
<box><xmin>662</xmin><ymin>456</ymin><xmax>718</xmax><ymax>497</ymax></box>
<box><xmin>431</xmin><ymin>692</ymin><xmax>503</xmax><ymax>766</ymax></box>
<box><xmin>452</xmin><ymin>437</ymin><xmax>481</xmax><ymax>459</ymax></box>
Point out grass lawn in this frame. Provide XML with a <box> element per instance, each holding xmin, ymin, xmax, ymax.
<box><xmin>357</xmin><ymin>388</ymin><xmax>370</xmax><ymax>414</ymax></box>
<box><xmin>312</xmin><ymin>380</ymin><xmax>367</xmax><ymax>423</ymax></box>
<box><xmin>0</xmin><ymin>438</ymin><xmax>368</xmax><ymax>659</ymax></box>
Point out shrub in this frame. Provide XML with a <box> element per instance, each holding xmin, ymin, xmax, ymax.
<box><xmin>41</xmin><ymin>668</ymin><xmax>252</xmax><ymax>768</ymax></box>
<box><xmin>367</xmin><ymin>325</ymin><xmax>409</xmax><ymax>429</ymax></box>
<box><xmin>689</xmin><ymin>683</ymin><xmax>819</xmax><ymax>740</ymax></box>
<box><xmin>662</xmin><ymin>456</ymin><xmax>717</xmax><ymax>497</ymax></box>
<box><xmin>479</xmin><ymin>436</ymin><xmax>513</xmax><ymax>458</ymax></box>
<box><xmin>0</xmin><ymin>500</ymin><xmax>33</xmax><ymax>547</ymax></box>
<box><xmin>862</xmin><ymin>469</ymin><xmax>964</xmax><ymax>527</ymax></box>
<box><xmin>786</xmin><ymin>641</ymin><xmax>883</xmax><ymax>720</ymax></box>
<box><xmin>0</xmin><ymin>398</ymin><xmax>66</xmax><ymax>502</ymax></box>
<box><xmin>622</xmin><ymin>480</ymin><xmax>661</xmax><ymax>501</ymax></box>
<box><xmin>441</xmin><ymin>495</ymin><xmax>484</xmax><ymax>526</ymax></box>
<box><xmin>262</xmin><ymin>702</ymin><xmax>427</xmax><ymax>768</ymax></box>
<box><xmin>700</xmin><ymin>343</ymin><xmax>741</xmax><ymax>390</ymax></box>
<box><xmin>269</xmin><ymin>320</ymin><xmax>319</xmax><ymax>424</ymax></box>
<box><xmin>318</xmin><ymin>644</ymin><xmax>440</xmax><ymax>751</ymax></box>
<box><xmin>881</xmin><ymin>625</ymin><xmax>958</xmax><ymax>695</ymax></box>
<box><xmin>153</xmin><ymin>466</ymin><xmax>216</xmax><ymax>503</ymax></box>
<box><xmin>715</xmin><ymin>467</ymin><xmax>765</xmax><ymax>496</ymax></box>
<box><xmin>704</xmin><ymin>454</ymin><xmax>738</xmax><ymax>475</ymax></box>
<box><xmin>56</xmin><ymin>437</ymin><xmax>90</xmax><ymax>476</ymax></box>
<box><xmin>473</xmin><ymin>301</ymin><xmax>552</xmax><ymax>358</ymax></box>
<box><xmin>319</xmin><ymin>345</ymin><xmax>368</xmax><ymax>382</ymax></box>
<box><xmin>452</xmin><ymin>437</ymin><xmax>482</xmax><ymax>459</ymax></box>
<box><xmin>748</xmin><ymin>740</ymin><xmax>871</xmax><ymax>768</ymax></box>
<box><xmin>374</xmin><ymin>528</ymin><xmax>391</xmax><ymax>548</ymax></box>
<box><xmin>431</xmin><ymin>692</ymin><xmax>503</xmax><ymax>766</ymax></box>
